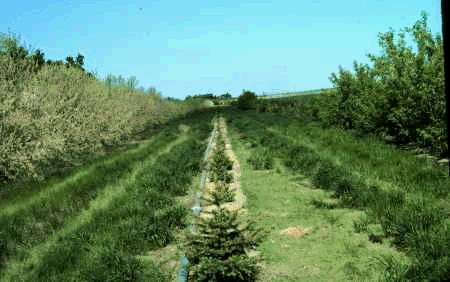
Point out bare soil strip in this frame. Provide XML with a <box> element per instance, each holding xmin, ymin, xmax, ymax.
<box><xmin>200</xmin><ymin>117</ymin><xmax>246</xmax><ymax>217</ymax></box>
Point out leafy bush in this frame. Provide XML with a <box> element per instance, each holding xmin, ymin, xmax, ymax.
<box><xmin>284</xmin><ymin>145</ymin><xmax>320</xmax><ymax>173</ymax></box>
<box><xmin>320</xmin><ymin>13</ymin><xmax>446</xmax><ymax>156</ymax></box>
<box><xmin>237</xmin><ymin>90</ymin><xmax>257</xmax><ymax>110</ymax></box>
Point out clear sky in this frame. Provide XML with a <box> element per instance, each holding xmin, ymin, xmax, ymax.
<box><xmin>0</xmin><ymin>0</ymin><xmax>443</xmax><ymax>98</ymax></box>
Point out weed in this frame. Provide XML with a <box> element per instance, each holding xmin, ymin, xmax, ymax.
<box><xmin>247</xmin><ymin>148</ymin><xmax>274</xmax><ymax>170</ymax></box>
<box><xmin>353</xmin><ymin>214</ymin><xmax>370</xmax><ymax>233</ymax></box>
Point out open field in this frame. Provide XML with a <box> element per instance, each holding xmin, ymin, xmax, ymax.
<box><xmin>258</xmin><ymin>88</ymin><xmax>331</xmax><ymax>99</ymax></box>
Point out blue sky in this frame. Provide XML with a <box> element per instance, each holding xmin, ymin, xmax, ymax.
<box><xmin>0</xmin><ymin>0</ymin><xmax>443</xmax><ymax>98</ymax></box>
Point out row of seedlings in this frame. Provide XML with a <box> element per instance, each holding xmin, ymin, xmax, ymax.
<box><xmin>185</xmin><ymin>117</ymin><xmax>263</xmax><ymax>282</ymax></box>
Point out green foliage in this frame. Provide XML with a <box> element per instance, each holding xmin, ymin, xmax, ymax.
<box><xmin>186</xmin><ymin>208</ymin><xmax>262</xmax><ymax>282</ymax></box>
<box><xmin>257</xmin><ymin>94</ymin><xmax>322</xmax><ymax>121</ymax></box>
<box><xmin>237</xmin><ymin>90</ymin><xmax>257</xmax><ymax>110</ymax></box>
<box><xmin>228</xmin><ymin>110</ymin><xmax>450</xmax><ymax>280</ymax></box>
<box><xmin>0</xmin><ymin>34</ymin><xmax>204</xmax><ymax>185</ymax></box>
<box><xmin>207</xmin><ymin>183</ymin><xmax>235</xmax><ymax>206</ymax></box>
<box><xmin>320</xmin><ymin>13</ymin><xmax>446</xmax><ymax>156</ymax></box>
<box><xmin>209</xmin><ymin>135</ymin><xmax>234</xmax><ymax>183</ymax></box>
<box><xmin>144</xmin><ymin>139</ymin><xmax>204</xmax><ymax>195</ymax></box>
<box><xmin>352</xmin><ymin>214</ymin><xmax>371</xmax><ymax>233</ymax></box>
<box><xmin>247</xmin><ymin>148</ymin><xmax>274</xmax><ymax>170</ymax></box>
<box><xmin>211</xmin><ymin>148</ymin><xmax>233</xmax><ymax>171</ymax></box>
<box><xmin>77</xmin><ymin>244</ymin><xmax>145</xmax><ymax>282</ymax></box>
<box><xmin>0</xmin><ymin>132</ymin><xmax>175</xmax><ymax>269</ymax></box>
<box><xmin>185</xmin><ymin>92</ymin><xmax>234</xmax><ymax>106</ymax></box>
<box><xmin>0</xmin><ymin>115</ymin><xmax>212</xmax><ymax>281</ymax></box>
<box><xmin>253</xmin><ymin>13</ymin><xmax>445</xmax><ymax>156</ymax></box>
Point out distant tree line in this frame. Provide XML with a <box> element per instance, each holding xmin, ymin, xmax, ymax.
<box><xmin>0</xmin><ymin>34</ymin><xmax>93</xmax><ymax>76</ymax></box>
<box><xmin>185</xmin><ymin>92</ymin><xmax>232</xmax><ymax>100</ymax></box>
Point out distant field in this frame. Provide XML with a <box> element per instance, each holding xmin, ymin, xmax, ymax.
<box><xmin>258</xmin><ymin>88</ymin><xmax>332</xmax><ymax>99</ymax></box>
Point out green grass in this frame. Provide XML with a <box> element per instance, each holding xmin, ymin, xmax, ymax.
<box><xmin>0</xmin><ymin>110</ymin><xmax>215</xmax><ymax>281</ymax></box>
<box><xmin>0</xmin><ymin>130</ymin><xmax>177</xmax><ymax>271</ymax></box>
<box><xmin>2</xmin><ymin>106</ymin><xmax>448</xmax><ymax>281</ymax></box>
<box><xmin>224</xmin><ymin>108</ymin><xmax>450</xmax><ymax>281</ymax></box>
<box><xmin>1</xmin><ymin>136</ymin><xmax>187</xmax><ymax>281</ymax></box>
<box><xmin>258</xmin><ymin>88</ymin><xmax>331</xmax><ymax>99</ymax></box>
<box><xmin>227</xmin><ymin>124</ymin><xmax>406</xmax><ymax>281</ymax></box>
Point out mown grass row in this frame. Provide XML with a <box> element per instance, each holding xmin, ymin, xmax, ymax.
<box><xmin>1</xmin><ymin>135</ymin><xmax>207</xmax><ymax>281</ymax></box>
<box><xmin>225</xmin><ymin>109</ymin><xmax>450</xmax><ymax>281</ymax></box>
<box><xmin>1</xmin><ymin>111</ymin><xmax>214</xmax><ymax>281</ymax></box>
<box><xmin>0</xmin><ymin>130</ymin><xmax>177</xmax><ymax>271</ymax></box>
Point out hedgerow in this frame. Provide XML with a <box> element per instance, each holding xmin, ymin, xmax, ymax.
<box><xmin>339</xmin><ymin>14</ymin><xmax>443</xmax><ymax>155</ymax></box>
<box><xmin>0</xmin><ymin>34</ymin><xmax>205</xmax><ymax>185</ymax></box>
<box><xmin>255</xmin><ymin>13</ymin><xmax>445</xmax><ymax>157</ymax></box>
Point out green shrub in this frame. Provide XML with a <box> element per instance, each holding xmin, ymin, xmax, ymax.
<box><xmin>284</xmin><ymin>145</ymin><xmax>320</xmax><ymax>173</ymax></box>
<box><xmin>353</xmin><ymin>214</ymin><xmax>370</xmax><ymax>233</ymax></box>
<box><xmin>188</xmin><ymin>255</ymin><xmax>259</xmax><ymax>282</ymax></box>
<box><xmin>256</xmin><ymin>94</ymin><xmax>322</xmax><ymax>121</ymax></box>
<box><xmin>211</xmin><ymin>150</ymin><xmax>233</xmax><ymax>171</ymax></box>
<box><xmin>210</xmin><ymin>168</ymin><xmax>233</xmax><ymax>184</ymax></box>
<box><xmin>209</xmin><ymin>142</ymin><xmax>234</xmax><ymax>184</ymax></box>
<box><xmin>237</xmin><ymin>90</ymin><xmax>257</xmax><ymax>110</ymax></box>
<box><xmin>207</xmin><ymin>183</ymin><xmax>235</xmax><ymax>205</ymax></box>
<box><xmin>247</xmin><ymin>148</ymin><xmax>274</xmax><ymax>170</ymax></box>
<box><xmin>0</xmin><ymin>34</ymin><xmax>205</xmax><ymax>186</ymax></box>
<box><xmin>186</xmin><ymin>208</ymin><xmax>262</xmax><ymax>282</ymax></box>
<box><xmin>320</xmin><ymin>13</ymin><xmax>446</xmax><ymax>156</ymax></box>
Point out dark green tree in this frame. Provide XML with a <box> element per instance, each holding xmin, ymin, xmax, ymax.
<box><xmin>186</xmin><ymin>208</ymin><xmax>262</xmax><ymax>282</ymax></box>
<box><xmin>237</xmin><ymin>90</ymin><xmax>257</xmax><ymax>110</ymax></box>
